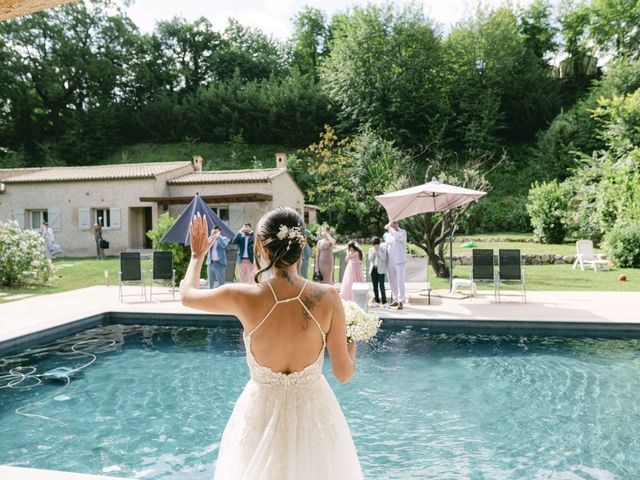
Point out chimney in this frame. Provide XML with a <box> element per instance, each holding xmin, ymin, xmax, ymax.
<box><xmin>275</xmin><ymin>152</ymin><xmax>288</xmax><ymax>169</ymax></box>
<box><xmin>192</xmin><ymin>155</ymin><xmax>203</xmax><ymax>172</ymax></box>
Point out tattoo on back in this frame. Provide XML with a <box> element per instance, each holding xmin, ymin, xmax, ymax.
<box><xmin>279</xmin><ymin>270</ymin><xmax>294</xmax><ymax>285</ymax></box>
<box><xmin>300</xmin><ymin>286</ymin><xmax>326</xmax><ymax>331</ymax></box>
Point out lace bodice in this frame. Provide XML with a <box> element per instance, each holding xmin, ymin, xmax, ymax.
<box><xmin>244</xmin><ymin>335</ymin><xmax>324</xmax><ymax>386</ymax></box>
<box><xmin>242</xmin><ymin>279</ymin><xmax>326</xmax><ymax>387</ymax></box>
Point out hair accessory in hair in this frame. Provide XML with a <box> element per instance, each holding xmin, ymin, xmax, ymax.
<box><xmin>276</xmin><ymin>224</ymin><xmax>305</xmax><ymax>251</ymax></box>
<box><xmin>353</xmin><ymin>241</ymin><xmax>360</xmax><ymax>249</ymax></box>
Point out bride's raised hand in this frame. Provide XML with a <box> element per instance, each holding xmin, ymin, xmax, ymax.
<box><xmin>189</xmin><ymin>213</ymin><xmax>217</xmax><ymax>259</ymax></box>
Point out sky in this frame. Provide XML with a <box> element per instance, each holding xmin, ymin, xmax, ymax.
<box><xmin>126</xmin><ymin>0</ymin><xmax>546</xmax><ymax>40</ymax></box>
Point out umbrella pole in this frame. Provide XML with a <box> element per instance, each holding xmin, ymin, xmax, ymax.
<box><xmin>448</xmin><ymin>211</ymin><xmax>453</xmax><ymax>291</ymax></box>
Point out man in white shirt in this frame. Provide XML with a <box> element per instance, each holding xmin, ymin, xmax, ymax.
<box><xmin>384</xmin><ymin>220</ymin><xmax>407</xmax><ymax>309</ymax></box>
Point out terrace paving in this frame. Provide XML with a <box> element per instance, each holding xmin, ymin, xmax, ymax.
<box><xmin>1</xmin><ymin>284</ymin><xmax>638</xmax><ymax>347</ymax></box>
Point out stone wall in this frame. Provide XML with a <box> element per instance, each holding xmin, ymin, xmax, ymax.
<box><xmin>439</xmin><ymin>253</ymin><xmax>577</xmax><ymax>265</ymax></box>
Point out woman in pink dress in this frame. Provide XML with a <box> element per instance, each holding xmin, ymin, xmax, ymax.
<box><xmin>314</xmin><ymin>225</ymin><xmax>336</xmax><ymax>285</ymax></box>
<box><xmin>340</xmin><ymin>240</ymin><xmax>365</xmax><ymax>301</ymax></box>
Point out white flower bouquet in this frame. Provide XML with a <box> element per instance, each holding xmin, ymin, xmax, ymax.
<box><xmin>342</xmin><ymin>300</ymin><xmax>382</xmax><ymax>343</ymax></box>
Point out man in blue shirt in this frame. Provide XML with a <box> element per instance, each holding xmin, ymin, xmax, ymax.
<box><xmin>299</xmin><ymin>228</ymin><xmax>313</xmax><ymax>279</ymax></box>
<box><xmin>206</xmin><ymin>226</ymin><xmax>229</xmax><ymax>289</ymax></box>
<box><xmin>231</xmin><ymin>223</ymin><xmax>255</xmax><ymax>284</ymax></box>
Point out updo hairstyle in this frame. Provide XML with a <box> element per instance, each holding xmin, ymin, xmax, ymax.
<box><xmin>253</xmin><ymin>207</ymin><xmax>306</xmax><ymax>282</ymax></box>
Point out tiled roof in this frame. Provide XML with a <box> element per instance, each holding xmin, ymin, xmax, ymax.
<box><xmin>167</xmin><ymin>168</ymin><xmax>287</xmax><ymax>185</ymax></box>
<box><xmin>1</xmin><ymin>162</ymin><xmax>192</xmax><ymax>183</ymax></box>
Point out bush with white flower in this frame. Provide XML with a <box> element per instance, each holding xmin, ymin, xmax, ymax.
<box><xmin>0</xmin><ymin>220</ymin><xmax>56</xmax><ymax>287</ymax></box>
<box><xmin>342</xmin><ymin>300</ymin><xmax>382</xmax><ymax>343</ymax></box>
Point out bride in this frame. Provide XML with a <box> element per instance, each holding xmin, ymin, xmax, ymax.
<box><xmin>180</xmin><ymin>207</ymin><xmax>364</xmax><ymax>480</ymax></box>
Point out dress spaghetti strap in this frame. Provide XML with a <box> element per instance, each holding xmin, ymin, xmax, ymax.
<box><xmin>246</xmin><ymin>279</ymin><xmax>325</xmax><ymax>343</ymax></box>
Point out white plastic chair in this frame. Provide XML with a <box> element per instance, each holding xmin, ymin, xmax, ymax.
<box><xmin>572</xmin><ymin>240</ymin><xmax>609</xmax><ymax>271</ymax></box>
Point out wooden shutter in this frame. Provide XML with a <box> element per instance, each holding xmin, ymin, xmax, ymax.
<box><xmin>48</xmin><ymin>207</ymin><xmax>61</xmax><ymax>232</ymax></box>
<box><xmin>78</xmin><ymin>208</ymin><xmax>91</xmax><ymax>230</ymax></box>
<box><xmin>12</xmin><ymin>208</ymin><xmax>25</xmax><ymax>229</ymax></box>
<box><xmin>110</xmin><ymin>207</ymin><xmax>121</xmax><ymax>229</ymax></box>
<box><xmin>228</xmin><ymin>204</ymin><xmax>244</xmax><ymax>233</ymax></box>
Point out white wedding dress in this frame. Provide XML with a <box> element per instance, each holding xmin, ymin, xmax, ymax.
<box><xmin>213</xmin><ymin>280</ymin><xmax>364</xmax><ymax>480</ymax></box>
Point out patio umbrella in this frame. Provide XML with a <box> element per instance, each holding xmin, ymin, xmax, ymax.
<box><xmin>161</xmin><ymin>193</ymin><xmax>234</xmax><ymax>245</ymax></box>
<box><xmin>375</xmin><ymin>180</ymin><xmax>486</xmax><ymax>289</ymax></box>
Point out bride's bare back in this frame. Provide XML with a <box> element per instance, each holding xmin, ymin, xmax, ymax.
<box><xmin>244</xmin><ymin>278</ymin><xmax>329</xmax><ymax>374</ymax></box>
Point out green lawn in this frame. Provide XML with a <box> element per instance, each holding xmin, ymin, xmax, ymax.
<box><xmin>425</xmin><ymin>264</ymin><xmax>638</xmax><ymax>292</ymax></box>
<box><xmin>1</xmin><ymin>254</ymin><xmax>636</xmax><ymax>304</ymax></box>
<box><xmin>0</xmin><ymin>257</ymin><xmax>148</xmax><ymax>302</ymax></box>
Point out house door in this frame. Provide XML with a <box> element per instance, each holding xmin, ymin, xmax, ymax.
<box><xmin>143</xmin><ymin>207</ymin><xmax>153</xmax><ymax>248</ymax></box>
<box><xmin>129</xmin><ymin>207</ymin><xmax>154</xmax><ymax>249</ymax></box>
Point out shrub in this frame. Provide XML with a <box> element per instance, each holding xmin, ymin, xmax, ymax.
<box><xmin>462</xmin><ymin>194</ymin><xmax>531</xmax><ymax>233</ymax></box>
<box><xmin>146</xmin><ymin>213</ymin><xmax>191</xmax><ymax>282</ymax></box>
<box><xmin>605</xmin><ymin>221</ymin><xmax>640</xmax><ymax>268</ymax></box>
<box><xmin>0</xmin><ymin>220</ymin><xmax>56</xmax><ymax>286</ymax></box>
<box><xmin>526</xmin><ymin>180</ymin><xmax>569</xmax><ymax>244</ymax></box>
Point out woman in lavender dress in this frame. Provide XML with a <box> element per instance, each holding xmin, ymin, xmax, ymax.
<box><xmin>314</xmin><ymin>225</ymin><xmax>336</xmax><ymax>285</ymax></box>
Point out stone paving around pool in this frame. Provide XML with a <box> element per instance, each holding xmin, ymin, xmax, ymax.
<box><xmin>1</xmin><ymin>284</ymin><xmax>639</xmax><ymax>348</ymax></box>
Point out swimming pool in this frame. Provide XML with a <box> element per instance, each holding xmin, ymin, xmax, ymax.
<box><xmin>1</xmin><ymin>323</ymin><xmax>639</xmax><ymax>479</ymax></box>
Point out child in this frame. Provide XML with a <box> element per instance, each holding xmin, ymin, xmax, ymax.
<box><xmin>340</xmin><ymin>240</ymin><xmax>365</xmax><ymax>301</ymax></box>
<box><xmin>367</xmin><ymin>237</ymin><xmax>388</xmax><ymax>307</ymax></box>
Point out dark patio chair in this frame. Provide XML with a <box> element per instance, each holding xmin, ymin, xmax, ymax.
<box><xmin>471</xmin><ymin>249</ymin><xmax>496</xmax><ymax>301</ymax></box>
<box><xmin>150</xmin><ymin>251</ymin><xmax>175</xmax><ymax>301</ymax></box>
<box><xmin>119</xmin><ymin>251</ymin><xmax>146</xmax><ymax>302</ymax></box>
<box><xmin>225</xmin><ymin>244</ymin><xmax>239</xmax><ymax>283</ymax></box>
<box><xmin>497</xmin><ymin>249</ymin><xmax>526</xmax><ymax>303</ymax></box>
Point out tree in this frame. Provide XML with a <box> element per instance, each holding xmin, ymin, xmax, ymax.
<box><xmin>588</xmin><ymin>0</ymin><xmax>640</xmax><ymax>59</ymax></box>
<box><xmin>288</xmin><ymin>125</ymin><xmax>408</xmax><ymax>234</ymax></box>
<box><xmin>445</xmin><ymin>6</ymin><xmax>563</xmax><ymax>146</ymax></box>
<box><xmin>321</xmin><ymin>4</ymin><xmax>448</xmax><ymax>148</ymax></box>
<box><xmin>0</xmin><ymin>0</ymin><xmax>146</xmax><ymax>164</ymax></box>
<box><xmin>518</xmin><ymin>0</ymin><xmax>558</xmax><ymax>61</ymax></box>
<box><xmin>402</xmin><ymin>157</ymin><xmax>494</xmax><ymax>278</ymax></box>
<box><xmin>290</xmin><ymin>6</ymin><xmax>328</xmax><ymax>79</ymax></box>
<box><xmin>154</xmin><ymin>16</ymin><xmax>224</xmax><ymax>96</ymax></box>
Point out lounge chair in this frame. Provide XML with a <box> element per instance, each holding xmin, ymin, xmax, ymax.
<box><xmin>150</xmin><ymin>251</ymin><xmax>175</xmax><ymax>301</ymax></box>
<box><xmin>119</xmin><ymin>252</ymin><xmax>146</xmax><ymax>302</ymax></box>
<box><xmin>572</xmin><ymin>239</ymin><xmax>609</xmax><ymax>271</ymax></box>
<box><xmin>497</xmin><ymin>249</ymin><xmax>526</xmax><ymax>303</ymax></box>
<box><xmin>471</xmin><ymin>249</ymin><xmax>496</xmax><ymax>301</ymax></box>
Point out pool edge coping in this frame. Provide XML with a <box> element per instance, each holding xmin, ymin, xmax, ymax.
<box><xmin>3</xmin><ymin>311</ymin><xmax>640</xmax><ymax>357</ymax></box>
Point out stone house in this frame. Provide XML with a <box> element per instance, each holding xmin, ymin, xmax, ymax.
<box><xmin>0</xmin><ymin>154</ymin><xmax>309</xmax><ymax>257</ymax></box>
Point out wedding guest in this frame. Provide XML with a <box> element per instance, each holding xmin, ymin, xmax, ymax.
<box><xmin>299</xmin><ymin>227</ymin><xmax>313</xmax><ymax>279</ymax></box>
<box><xmin>93</xmin><ymin>221</ymin><xmax>105</xmax><ymax>260</ymax></box>
<box><xmin>41</xmin><ymin>221</ymin><xmax>55</xmax><ymax>259</ymax></box>
<box><xmin>340</xmin><ymin>240</ymin><xmax>365</xmax><ymax>301</ymax></box>
<box><xmin>231</xmin><ymin>223</ymin><xmax>254</xmax><ymax>284</ymax></box>
<box><xmin>384</xmin><ymin>220</ymin><xmax>407</xmax><ymax>310</ymax></box>
<box><xmin>368</xmin><ymin>237</ymin><xmax>388</xmax><ymax>307</ymax></box>
<box><xmin>314</xmin><ymin>225</ymin><xmax>336</xmax><ymax>285</ymax></box>
<box><xmin>206</xmin><ymin>225</ymin><xmax>229</xmax><ymax>289</ymax></box>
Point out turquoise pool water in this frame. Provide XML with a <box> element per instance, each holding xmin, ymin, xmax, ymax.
<box><xmin>1</xmin><ymin>324</ymin><xmax>639</xmax><ymax>479</ymax></box>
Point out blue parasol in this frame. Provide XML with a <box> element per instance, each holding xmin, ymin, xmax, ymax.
<box><xmin>160</xmin><ymin>194</ymin><xmax>234</xmax><ymax>245</ymax></box>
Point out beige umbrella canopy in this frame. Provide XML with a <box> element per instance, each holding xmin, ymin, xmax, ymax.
<box><xmin>0</xmin><ymin>0</ymin><xmax>74</xmax><ymax>21</ymax></box>
<box><xmin>375</xmin><ymin>181</ymin><xmax>486</xmax><ymax>221</ymax></box>
<box><xmin>376</xmin><ymin>180</ymin><xmax>487</xmax><ymax>289</ymax></box>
